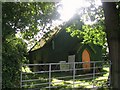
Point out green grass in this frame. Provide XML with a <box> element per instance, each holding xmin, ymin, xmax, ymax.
<box><xmin>21</xmin><ymin>66</ymin><xmax>110</xmax><ymax>89</ymax></box>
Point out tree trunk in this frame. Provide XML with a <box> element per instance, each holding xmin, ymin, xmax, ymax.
<box><xmin>102</xmin><ymin>2</ymin><xmax>120</xmax><ymax>89</ymax></box>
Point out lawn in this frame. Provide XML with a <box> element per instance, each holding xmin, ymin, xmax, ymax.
<box><xmin>21</xmin><ymin>64</ymin><xmax>110</xmax><ymax>89</ymax></box>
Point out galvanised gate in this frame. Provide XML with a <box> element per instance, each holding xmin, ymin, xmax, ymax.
<box><xmin>20</xmin><ymin>61</ymin><xmax>111</xmax><ymax>89</ymax></box>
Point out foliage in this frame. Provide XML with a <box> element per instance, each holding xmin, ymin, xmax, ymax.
<box><xmin>64</xmin><ymin>1</ymin><xmax>106</xmax><ymax>46</ymax></box>
<box><xmin>2</xmin><ymin>2</ymin><xmax>59</xmax><ymax>88</ymax></box>
<box><xmin>2</xmin><ymin>38</ymin><xmax>27</xmax><ymax>88</ymax></box>
<box><xmin>66</xmin><ymin>22</ymin><xmax>106</xmax><ymax>46</ymax></box>
<box><xmin>2</xmin><ymin>2</ymin><xmax>59</xmax><ymax>40</ymax></box>
<box><xmin>65</xmin><ymin>3</ymin><xmax>107</xmax><ymax>59</ymax></box>
<box><xmin>22</xmin><ymin>66</ymin><xmax>32</xmax><ymax>73</ymax></box>
<box><xmin>81</xmin><ymin>24</ymin><xmax>106</xmax><ymax>46</ymax></box>
<box><xmin>2</xmin><ymin>1</ymin><xmax>115</xmax><ymax>88</ymax></box>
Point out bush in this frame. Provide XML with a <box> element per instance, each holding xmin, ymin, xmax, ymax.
<box><xmin>2</xmin><ymin>38</ymin><xmax>28</xmax><ymax>88</ymax></box>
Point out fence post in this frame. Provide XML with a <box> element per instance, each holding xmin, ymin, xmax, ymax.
<box><xmin>109</xmin><ymin>60</ymin><xmax>112</xmax><ymax>87</ymax></box>
<box><xmin>20</xmin><ymin>64</ymin><xmax>22</xmax><ymax>88</ymax></box>
<box><xmin>49</xmin><ymin>64</ymin><xmax>51</xmax><ymax>90</ymax></box>
<box><xmin>73</xmin><ymin>62</ymin><xmax>75</xmax><ymax>89</ymax></box>
<box><xmin>93</xmin><ymin>62</ymin><xmax>96</xmax><ymax>88</ymax></box>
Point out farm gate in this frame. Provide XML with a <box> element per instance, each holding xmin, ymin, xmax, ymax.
<box><xmin>20</xmin><ymin>61</ymin><xmax>111</xmax><ymax>89</ymax></box>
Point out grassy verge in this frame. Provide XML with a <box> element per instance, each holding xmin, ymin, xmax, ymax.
<box><xmin>21</xmin><ymin>66</ymin><xmax>110</xmax><ymax>89</ymax></box>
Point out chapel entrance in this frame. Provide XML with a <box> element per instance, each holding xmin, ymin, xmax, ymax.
<box><xmin>82</xmin><ymin>49</ymin><xmax>91</xmax><ymax>70</ymax></box>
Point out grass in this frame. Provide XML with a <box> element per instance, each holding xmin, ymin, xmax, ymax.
<box><xmin>21</xmin><ymin>66</ymin><xmax>110</xmax><ymax>89</ymax></box>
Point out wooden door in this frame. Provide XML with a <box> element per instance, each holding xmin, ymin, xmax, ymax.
<box><xmin>82</xmin><ymin>49</ymin><xmax>90</xmax><ymax>70</ymax></box>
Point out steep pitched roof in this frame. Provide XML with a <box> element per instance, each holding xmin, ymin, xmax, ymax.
<box><xmin>29</xmin><ymin>27</ymin><xmax>61</xmax><ymax>52</ymax></box>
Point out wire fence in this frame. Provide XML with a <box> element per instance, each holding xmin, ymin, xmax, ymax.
<box><xmin>20</xmin><ymin>61</ymin><xmax>111</xmax><ymax>89</ymax></box>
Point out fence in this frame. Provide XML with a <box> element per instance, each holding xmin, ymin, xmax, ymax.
<box><xmin>20</xmin><ymin>61</ymin><xmax>111</xmax><ymax>89</ymax></box>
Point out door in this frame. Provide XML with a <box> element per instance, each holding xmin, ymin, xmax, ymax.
<box><xmin>82</xmin><ymin>49</ymin><xmax>90</xmax><ymax>70</ymax></box>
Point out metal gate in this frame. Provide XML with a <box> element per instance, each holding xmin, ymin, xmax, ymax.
<box><xmin>20</xmin><ymin>61</ymin><xmax>111</xmax><ymax>89</ymax></box>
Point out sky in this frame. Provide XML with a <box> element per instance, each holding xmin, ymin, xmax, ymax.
<box><xmin>57</xmin><ymin>0</ymin><xmax>102</xmax><ymax>22</ymax></box>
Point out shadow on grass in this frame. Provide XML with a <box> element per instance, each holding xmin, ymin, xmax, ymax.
<box><xmin>21</xmin><ymin>66</ymin><xmax>110</xmax><ymax>89</ymax></box>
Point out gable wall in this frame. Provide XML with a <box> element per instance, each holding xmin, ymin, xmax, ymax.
<box><xmin>29</xmin><ymin>29</ymin><xmax>81</xmax><ymax>63</ymax></box>
<box><xmin>77</xmin><ymin>44</ymin><xmax>102</xmax><ymax>62</ymax></box>
<box><xmin>29</xmin><ymin>30</ymin><xmax>102</xmax><ymax>64</ymax></box>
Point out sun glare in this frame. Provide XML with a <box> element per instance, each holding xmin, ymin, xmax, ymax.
<box><xmin>58</xmin><ymin>0</ymin><xmax>91</xmax><ymax>21</ymax></box>
<box><xmin>58</xmin><ymin>0</ymin><xmax>102</xmax><ymax>22</ymax></box>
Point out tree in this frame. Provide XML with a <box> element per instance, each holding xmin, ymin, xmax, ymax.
<box><xmin>63</xmin><ymin>2</ymin><xmax>107</xmax><ymax>57</ymax></box>
<box><xmin>2</xmin><ymin>2</ymin><xmax>59</xmax><ymax>88</ymax></box>
<box><xmin>102</xmin><ymin>2</ymin><xmax>120</xmax><ymax>89</ymax></box>
<box><xmin>65</xmin><ymin>2</ymin><xmax>120</xmax><ymax>89</ymax></box>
